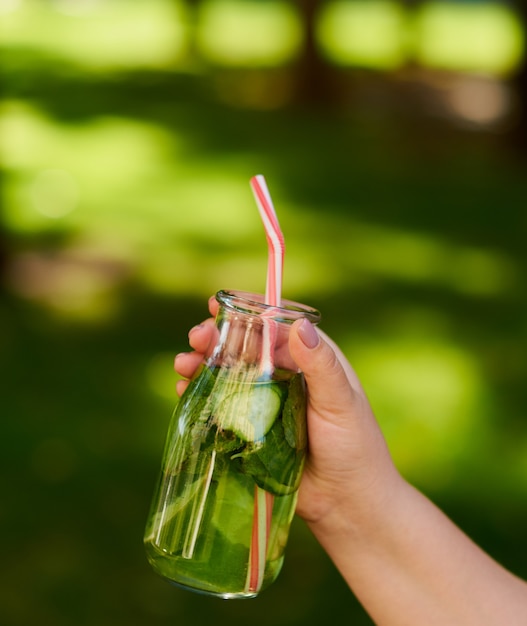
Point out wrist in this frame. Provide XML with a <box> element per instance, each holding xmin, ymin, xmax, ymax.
<box><xmin>304</xmin><ymin>463</ymin><xmax>408</xmax><ymax>553</ymax></box>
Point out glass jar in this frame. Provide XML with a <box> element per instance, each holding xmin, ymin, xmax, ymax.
<box><xmin>144</xmin><ymin>290</ymin><xmax>321</xmax><ymax>598</ymax></box>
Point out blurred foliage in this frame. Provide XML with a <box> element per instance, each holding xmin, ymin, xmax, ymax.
<box><xmin>1</xmin><ymin>0</ymin><xmax>527</xmax><ymax>625</ymax></box>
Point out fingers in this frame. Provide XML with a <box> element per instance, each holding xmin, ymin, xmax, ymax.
<box><xmin>174</xmin><ymin>310</ymin><xmax>219</xmax><ymax>395</ymax></box>
<box><xmin>174</xmin><ymin>351</ymin><xmax>205</xmax><ymax>379</ymax></box>
<box><xmin>188</xmin><ymin>318</ymin><xmax>217</xmax><ymax>354</ymax></box>
<box><xmin>316</xmin><ymin>328</ymin><xmax>367</xmax><ymax>395</ymax></box>
<box><xmin>208</xmin><ymin>295</ymin><xmax>219</xmax><ymax>318</ymax></box>
<box><xmin>288</xmin><ymin>319</ymin><xmax>366</xmax><ymax>429</ymax></box>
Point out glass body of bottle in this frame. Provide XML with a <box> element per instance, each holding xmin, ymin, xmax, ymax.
<box><xmin>144</xmin><ymin>290</ymin><xmax>321</xmax><ymax>598</ymax></box>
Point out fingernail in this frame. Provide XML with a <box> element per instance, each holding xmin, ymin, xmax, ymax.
<box><xmin>298</xmin><ymin>319</ymin><xmax>319</xmax><ymax>349</ymax></box>
<box><xmin>174</xmin><ymin>353</ymin><xmax>187</xmax><ymax>368</ymax></box>
<box><xmin>188</xmin><ymin>324</ymin><xmax>203</xmax><ymax>337</ymax></box>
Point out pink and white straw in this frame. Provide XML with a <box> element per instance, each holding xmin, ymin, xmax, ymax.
<box><xmin>245</xmin><ymin>174</ymin><xmax>284</xmax><ymax>594</ymax></box>
<box><xmin>250</xmin><ymin>174</ymin><xmax>284</xmax><ymax>307</ymax></box>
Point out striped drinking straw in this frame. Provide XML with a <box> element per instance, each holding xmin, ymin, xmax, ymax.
<box><xmin>245</xmin><ymin>174</ymin><xmax>284</xmax><ymax>594</ymax></box>
<box><xmin>250</xmin><ymin>174</ymin><xmax>284</xmax><ymax>309</ymax></box>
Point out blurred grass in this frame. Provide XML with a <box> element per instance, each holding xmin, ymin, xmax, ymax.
<box><xmin>2</xmin><ymin>1</ymin><xmax>527</xmax><ymax>625</ymax></box>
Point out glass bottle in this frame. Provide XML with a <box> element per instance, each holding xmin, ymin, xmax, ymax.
<box><xmin>144</xmin><ymin>289</ymin><xmax>321</xmax><ymax>598</ymax></box>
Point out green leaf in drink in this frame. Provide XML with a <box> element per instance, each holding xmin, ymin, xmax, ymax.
<box><xmin>282</xmin><ymin>373</ymin><xmax>307</xmax><ymax>450</ymax></box>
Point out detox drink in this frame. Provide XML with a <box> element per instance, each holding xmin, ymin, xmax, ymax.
<box><xmin>144</xmin><ymin>290</ymin><xmax>321</xmax><ymax>598</ymax></box>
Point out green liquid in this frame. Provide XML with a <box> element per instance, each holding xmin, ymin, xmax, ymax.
<box><xmin>144</xmin><ymin>365</ymin><xmax>306</xmax><ymax>598</ymax></box>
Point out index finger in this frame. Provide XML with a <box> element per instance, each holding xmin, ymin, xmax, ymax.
<box><xmin>208</xmin><ymin>295</ymin><xmax>219</xmax><ymax>318</ymax></box>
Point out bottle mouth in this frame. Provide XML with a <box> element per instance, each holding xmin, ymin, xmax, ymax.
<box><xmin>216</xmin><ymin>290</ymin><xmax>321</xmax><ymax>325</ymax></box>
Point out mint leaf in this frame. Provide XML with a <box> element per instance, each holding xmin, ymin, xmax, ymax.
<box><xmin>233</xmin><ymin>417</ymin><xmax>305</xmax><ymax>496</ymax></box>
<box><xmin>257</xmin><ymin>418</ymin><xmax>302</xmax><ymax>484</ymax></box>
<box><xmin>282</xmin><ymin>373</ymin><xmax>307</xmax><ymax>450</ymax></box>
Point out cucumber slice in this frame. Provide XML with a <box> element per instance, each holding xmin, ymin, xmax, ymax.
<box><xmin>215</xmin><ymin>384</ymin><xmax>282</xmax><ymax>442</ymax></box>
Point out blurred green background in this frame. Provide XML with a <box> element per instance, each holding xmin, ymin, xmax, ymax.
<box><xmin>2</xmin><ymin>0</ymin><xmax>527</xmax><ymax>624</ymax></box>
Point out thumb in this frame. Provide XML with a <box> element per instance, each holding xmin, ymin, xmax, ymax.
<box><xmin>289</xmin><ymin>319</ymin><xmax>364</xmax><ymax>428</ymax></box>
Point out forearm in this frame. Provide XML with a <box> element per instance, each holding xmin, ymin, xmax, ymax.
<box><xmin>309</xmin><ymin>476</ymin><xmax>527</xmax><ymax>625</ymax></box>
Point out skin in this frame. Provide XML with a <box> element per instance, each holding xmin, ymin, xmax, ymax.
<box><xmin>175</xmin><ymin>297</ymin><xmax>527</xmax><ymax>625</ymax></box>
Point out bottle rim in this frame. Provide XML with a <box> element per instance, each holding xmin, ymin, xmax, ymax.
<box><xmin>215</xmin><ymin>290</ymin><xmax>321</xmax><ymax>325</ymax></box>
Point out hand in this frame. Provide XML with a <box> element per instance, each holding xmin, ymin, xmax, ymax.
<box><xmin>174</xmin><ymin>296</ymin><xmax>401</xmax><ymax>535</ymax></box>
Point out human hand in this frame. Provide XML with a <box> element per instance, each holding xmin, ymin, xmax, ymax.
<box><xmin>174</xmin><ymin>296</ymin><xmax>401</xmax><ymax>537</ymax></box>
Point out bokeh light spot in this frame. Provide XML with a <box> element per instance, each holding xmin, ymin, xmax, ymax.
<box><xmin>29</xmin><ymin>169</ymin><xmax>80</xmax><ymax>219</ymax></box>
<box><xmin>317</xmin><ymin>0</ymin><xmax>408</xmax><ymax>69</ymax></box>
<box><xmin>196</xmin><ymin>0</ymin><xmax>303</xmax><ymax>67</ymax></box>
<box><xmin>348</xmin><ymin>333</ymin><xmax>483</xmax><ymax>487</ymax></box>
